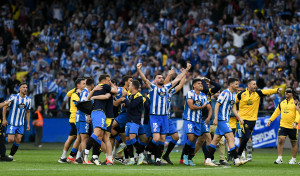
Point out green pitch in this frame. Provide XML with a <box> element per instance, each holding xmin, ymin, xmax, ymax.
<box><xmin>0</xmin><ymin>143</ymin><xmax>299</xmax><ymax>176</ymax></box>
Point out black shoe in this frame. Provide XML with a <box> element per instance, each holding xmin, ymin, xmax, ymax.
<box><xmin>115</xmin><ymin>157</ymin><xmax>124</xmax><ymax>164</ymax></box>
<box><xmin>219</xmin><ymin>160</ymin><xmax>231</xmax><ymax>166</ymax></box>
<box><xmin>75</xmin><ymin>157</ymin><xmax>83</xmax><ymax>164</ymax></box>
<box><xmin>147</xmin><ymin>154</ymin><xmax>153</xmax><ymax>165</ymax></box>
<box><xmin>58</xmin><ymin>158</ymin><xmax>67</xmax><ymax>163</ymax></box>
<box><xmin>0</xmin><ymin>155</ymin><xmax>13</xmax><ymax>162</ymax></box>
<box><xmin>162</xmin><ymin>155</ymin><xmax>173</xmax><ymax>165</ymax></box>
<box><xmin>153</xmin><ymin>160</ymin><xmax>166</xmax><ymax>166</ymax></box>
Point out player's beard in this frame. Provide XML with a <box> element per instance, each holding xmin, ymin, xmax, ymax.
<box><xmin>158</xmin><ymin>82</ymin><xmax>164</xmax><ymax>86</ymax></box>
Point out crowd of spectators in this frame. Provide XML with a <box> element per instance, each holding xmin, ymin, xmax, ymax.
<box><xmin>0</xmin><ymin>0</ymin><xmax>300</xmax><ymax>117</ymax></box>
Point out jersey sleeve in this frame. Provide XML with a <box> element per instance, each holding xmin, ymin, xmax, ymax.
<box><xmin>81</xmin><ymin>91</ymin><xmax>89</xmax><ymax>101</ymax></box>
<box><xmin>27</xmin><ymin>98</ymin><xmax>32</xmax><ymax>110</ymax></box>
<box><xmin>149</xmin><ymin>83</ymin><xmax>156</xmax><ymax>91</ymax></box>
<box><xmin>203</xmin><ymin>95</ymin><xmax>209</xmax><ymax>105</ymax></box>
<box><xmin>164</xmin><ymin>82</ymin><xmax>172</xmax><ymax>90</ymax></box>
<box><xmin>67</xmin><ymin>88</ymin><xmax>76</xmax><ymax>97</ymax></box>
<box><xmin>217</xmin><ymin>91</ymin><xmax>227</xmax><ymax>104</ymax></box>
<box><xmin>71</xmin><ymin>93</ymin><xmax>80</xmax><ymax>102</ymax></box>
<box><xmin>186</xmin><ymin>91</ymin><xmax>194</xmax><ymax>100</ymax></box>
<box><xmin>169</xmin><ymin>88</ymin><xmax>176</xmax><ymax>95</ymax></box>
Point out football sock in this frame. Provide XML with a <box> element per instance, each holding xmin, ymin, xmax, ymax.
<box><xmin>165</xmin><ymin>139</ymin><xmax>177</xmax><ymax>157</ymax></box>
<box><xmin>10</xmin><ymin>143</ymin><xmax>19</xmax><ymax>156</ymax></box>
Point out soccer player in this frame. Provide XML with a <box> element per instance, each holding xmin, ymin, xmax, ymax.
<box><xmin>84</xmin><ymin>74</ymin><xmax>118</xmax><ymax>165</ymax></box>
<box><xmin>137</xmin><ymin>63</ymin><xmax>190</xmax><ymax>165</ymax></box>
<box><xmin>182</xmin><ymin>79</ymin><xmax>208</xmax><ymax>166</ymax></box>
<box><xmin>236</xmin><ymin>79</ymin><xmax>282</xmax><ymax>161</ymax></box>
<box><xmin>123</xmin><ymin>80</ymin><xmax>145</xmax><ymax>165</ymax></box>
<box><xmin>58</xmin><ymin>78</ymin><xmax>86</xmax><ymax>163</ymax></box>
<box><xmin>267</xmin><ymin>87</ymin><xmax>300</xmax><ymax>164</ymax></box>
<box><xmin>0</xmin><ymin>100</ymin><xmax>13</xmax><ymax>161</ymax></box>
<box><xmin>162</xmin><ymin>69</ymin><xmax>186</xmax><ymax>165</ymax></box>
<box><xmin>73</xmin><ymin>78</ymin><xmax>94</xmax><ymax>164</ymax></box>
<box><xmin>205</xmin><ymin>78</ymin><xmax>246</xmax><ymax>167</ymax></box>
<box><xmin>2</xmin><ymin>83</ymin><xmax>31</xmax><ymax>160</ymax></box>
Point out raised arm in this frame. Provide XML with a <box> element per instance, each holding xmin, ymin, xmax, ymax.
<box><xmin>171</xmin><ymin>63</ymin><xmax>191</xmax><ymax>87</ymax></box>
<box><xmin>136</xmin><ymin>63</ymin><xmax>151</xmax><ymax>88</ymax></box>
<box><xmin>164</xmin><ymin>69</ymin><xmax>175</xmax><ymax>85</ymax></box>
<box><xmin>260</xmin><ymin>88</ymin><xmax>282</xmax><ymax>96</ymax></box>
<box><xmin>175</xmin><ymin>75</ymin><xmax>186</xmax><ymax>93</ymax></box>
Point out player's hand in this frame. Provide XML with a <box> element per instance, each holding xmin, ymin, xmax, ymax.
<box><xmin>168</xmin><ymin>69</ymin><xmax>175</xmax><ymax>76</ymax></box>
<box><xmin>239</xmin><ymin>119</ymin><xmax>244</xmax><ymax>125</ymax></box>
<box><xmin>94</xmin><ymin>85</ymin><xmax>103</xmax><ymax>91</ymax></box>
<box><xmin>186</xmin><ymin>63</ymin><xmax>191</xmax><ymax>70</ymax></box>
<box><xmin>277</xmin><ymin>88</ymin><xmax>283</xmax><ymax>94</ymax></box>
<box><xmin>136</xmin><ymin>63</ymin><xmax>142</xmax><ymax>70</ymax></box>
<box><xmin>121</xmin><ymin>103</ymin><xmax>126</xmax><ymax>109</ymax></box>
<box><xmin>203</xmin><ymin>77</ymin><xmax>210</xmax><ymax>82</ymax></box>
<box><xmin>266</xmin><ymin>121</ymin><xmax>271</xmax><ymax>127</ymax></box>
<box><xmin>292</xmin><ymin>122</ymin><xmax>297</xmax><ymax>129</ymax></box>
<box><xmin>213</xmin><ymin>119</ymin><xmax>218</xmax><ymax>125</ymax></box>
<box><xmin>27</xmin><ymin>124</ymin><xmax>30</xmax><ymax>131</ymax></box>
<box><xmin>2</xmin><ymin>119</ymin><xmax>7</xmax><ymax>127</ymax></box>
<box><xmin>205</xmin><ymin>118</ymin><xmax>210</xmax><ymax>125</ymax></box>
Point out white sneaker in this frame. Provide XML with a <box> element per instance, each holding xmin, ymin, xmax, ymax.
<box><xmin>205</xmin><ymin>161</ymin><xmax>218</xmax><ymax>167</ymax></box>
<box><xmin>274</xmin><ymin>158</ymin><xmax>283</xmax><ymax>164</ymax></box>
<box><xmin>288</xmin><ymin>159</ymin><xmax>297</xmax><ymax>165</ymax></box>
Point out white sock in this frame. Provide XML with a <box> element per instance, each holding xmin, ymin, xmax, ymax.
<box><xmin>107</xmin><ymin>155</ymin><xmax>113</xmax><ymax>162</ymax></box>
<box><xmin>234</xmin><ymin>158</ymin><xmax>240</xmax><ymax>164</ymax></box>
<box><xmin>93</xmin><ymin>155</ymin><xmax>98</xmax><ymax>159</ymax></box>
<box><xmin>130</xmin><ymin>157</ymin><xmax>135</xmax><ymax>162</ymax></box>
<box><xmin>134</xmin><ymin>153</ymin><xmax>138</xmax><ymax>158</ymax></box>
<box><xmin>147</xmin><ymin>151</ymin><xmax>151</xmax><ymax>155</ymax></box>
<box><xmin>156</xmin><ymin>158</ymin><xmax>161</xmax><ymax>162</ymax></box>
<box><xmin>61</xmin><ymin>150</ymin><xmax>67</xmax><ymax>159</ymax></box>
<box><xmin>76</xmin><ymin>151</ymin><xmax>82</xmax><ymax>159</ymax></box>
<box><xmin>278</xmin><ymin>156</ymin><xmax>282</xmax><ymax>160</ymax></box>
<box><xmin>292</xmin><ymin>157</ymin><xmax>296</xmax><ymax>161</ymax></box>
<box><xmin>242</xmin><ymin>151</ymin><xmax>245</xmax><ymax>158</ymax></box>
<box><xmin>105</xmin><ymin>153</ymin><xmax>108</xmax><ymax>158</ymax></box>
<box><xmin>151</xmin><ymin>155</ymin><xmax>155</xmax><ymax>161</ymax></box>
<box><xmin>206</xmin><ymin>158</ymin><xmax>211</xmax><ymax>163</ymax></box>
<box><xmin>85</xmin><ymin>149</ymin><xmax>90</xmax><ymax>155</ymax></box>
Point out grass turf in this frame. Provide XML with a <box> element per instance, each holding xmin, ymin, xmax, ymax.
<box><xmin>0</xmin><ymin>143</ymin><xmax>299</xmax><ymax>176</ymax></box>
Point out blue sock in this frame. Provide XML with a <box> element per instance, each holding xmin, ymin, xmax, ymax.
<box><xmin>13</xmin><ymin>142</ymin><xmax>20</xmax><ymax>147</ymax></box>
<box><xmin>152</xmin><ymin>139</ymin><xmax>159</xmax><ymax>146</ymax></box>
<box><xmin>186</xmin><ymin>140</ymin><xmax>194</xmax><ymax>147</ymax></box>
<box><xmin>91</xmin><ymin>134</ymin><xmax>101</xmax><ymax>145</ymax></box>
<box><xmin>138</xmin><ymin>138</ymin><xmax>147</xmax><ymax>146</ymax></box>
<box><xmin>170</xmin><ymin>139</ymin><xmax>178</xmax><ymax>145</ymax></box>
<box><xmin>209</xmin><ymin>144</ymin><xmax>216</xmax><ymax>149</ymax></box>
<box><xmin>229</xmin><ymin>147</ymin><xmax>236</xmax><ymax>152</ymax></box>
<box><xmin>126</xmin><ymin>140</ymin><xmax>132</xmax><ymax>146</ymax></box>
<box><xmin>71</xmin><ymin>148</ymin><xmax>78</xmax><ymax>153</ymax></box>
<box><xmin>130</xmin><ymin>138</ymin><xmax>137</xmax><ymax>145</ymax></box>
<box><xmin>116</xmin><ymin>135</ymin><xmax>121</xmax><ymax>143</ymax></box>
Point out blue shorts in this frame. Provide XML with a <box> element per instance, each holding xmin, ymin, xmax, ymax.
<box><xmin>143</xmin><ymin>124</ymin><xmax>152</xmax><ymax>138</ymax></box>
<box><xmin>138</xmin><ymin>124</ymin><xmax>145</xmax><ymax>136</ymax></box>
<box><xmin>6</xmin><ymin>125</ymin><xmax>24</xmax><ymax>135</ymax></box>
<box><xmin>167</xmin><ymin>119</ymin><xmax>177</xmax><ymax>136</ymax></box>
<box><xmin>91</xmin><ymin>110</ymin><xmax>106</xmax><ymax>130</ymax></box>
<box><xmin>115</xmin><ymin>113</ymin><xmax>128</xmax><ymax>128</ymax></box>
<box><xmin>200</xmin><ymin>121</ymin><xmax>210</xmax><ymax>135</ymax></box>
<box><xmin>184</xmin><ymin>120</ymin><xmax>201</xmax><ymax>136</ymax></box>
<box><xmin>125</xmin><ymin>122</ymin><xmax>139</xmax><ymax>136</ymax></box>
<box><xmin>215</xmin><ymin>121</ymin><xmax>232</xmax><ymax>136</ymax></box>
<box><xmin>150</xmin><ymin>115</ymin><xmax>169</xmax><ymax>134</ymax></box>
<box><xmin>76</xmin><ymin>121</ymin><xmax>89</xmax><ymax>134</ymax></box>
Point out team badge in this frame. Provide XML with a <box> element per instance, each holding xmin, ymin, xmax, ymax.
<box><xmin>158</xmin><ymin>91</ymin><xmax>166</xmax><ymax>96</ymax></box>
<box><xmin>18</xmin><ymin>103</ymin><xmax>25</xmax><ymax>109</ymax></box>
<box><xmin>230</xmin><ymin>100</ymin><xmax>235</xmax><ymax>105</ymax></box>
<box><xmin>195</xmin><ymin>100</ymin><xmax>202</xmax><ymax>106</ymax></box>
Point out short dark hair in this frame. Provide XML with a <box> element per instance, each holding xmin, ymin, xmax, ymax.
<box><xmin>192</xmin><ymin>79</ymin><xmax>201</xmax><ymax>88</ymax></box>
<box><xmin>119</xmin><ymin>75</ymin><xmax>132</xmax><ymax>86</ymax></box>
<box><xmin>131</xmin><ymin>80</ymin><xmax>140</xmax><ymax>90</ymax></box>
<box><xmin>75</xmin><ymin>78</ymin><xmax>85</xmax><ymax>87</ymax></box>
<box><xmin>247</xmin><ymin>79</ymin><xmax>255</xmax><ymax>84</ymax></box>
<box><xmin>228</xmin><ymin>78</ymin><xmax>239</xmax><ymax>85</ymax></box>
<box><xmin>86</xmin><ymin>78</ymin><xmax>94</xmax><ymax>86</ymax></box>
<box><xmin>99</xmin><ymin>74</ymin><xmax>110</xmax><ymax>82</ymax></box>
<box><xmin>19</xmin><ymin>82</ymin><xmax>28</xmax><ymax>87</ymax></box>
<box><xmin>154</xmin><ymin>73</ymin><xmax>163</xmax><ymax>79</ymax></box>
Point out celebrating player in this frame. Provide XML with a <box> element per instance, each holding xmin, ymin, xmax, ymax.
<box><xmin>236</xmin><ymin>79</ymin><xmax>282</xmax><ymax>161</ymax></box>
<box><xmin>137</xmin><ymin>63</ymin><xmax>190</xmax><ymax>165</ymax></box>
<box><xmin>205</xmin><ymin>78</ymin><xmax>246</xmax><ymax>167</ymax></box>
<box><xmin>267</xmin><ymin>87</ymin><xmax>300</xmax><ymax>164</ymax></box>
<box><xmin>2</xmin><ymin>83</ymin><xmax>31</xmax><ymax>161</ymax></box>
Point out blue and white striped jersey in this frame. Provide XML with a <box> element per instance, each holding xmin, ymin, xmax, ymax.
<box><xmin>76</xmin><ymin>88</ymin><xmax>89</xmax><ymax>122</ymax></box>
<box><xmin>166</xmin><ymin>88</ymin><xmax>176</xmax><ymax>117</ymax></box>
<box><xmin>217</xmin><ymin>89</ymin><xmax>236</xmax><ymax>121</ymax></box>
<box><xmin>149</xmin><ymin>83</ymin><xmax>173</xmax><ymax>115</ymax></box>
<box><xmin>183</xmin><ymin>90</ymin><xmax>209</xmax><ymax>123</ymax></box>
<box><xmin>114</xmin><ymin>87</ymin><xmax>128</xmax><ymax>113</ymax></box>
<box><xmin>7</xmin><ymin>94</ymin><xmax>31</xmax><ymax>126</ymax></box>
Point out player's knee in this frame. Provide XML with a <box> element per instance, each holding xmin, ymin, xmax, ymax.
<box><xmin>172</xmin><ymin>134</ymin><xmax>179</xmax><ymax>141</ymax></box>
<box><xmin>7</xmin><ymin>137</ymin><xmax>14</xmax><ymax>143</ymax></box>
<box><xmin>278</xmin><ymin>137</ymin><xmax>285</xmax><ymax>144</ymax></box>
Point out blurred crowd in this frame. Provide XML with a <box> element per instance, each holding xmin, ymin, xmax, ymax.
<box><xmin>0</xmin><ymin>0</ymin><xmax>300</xmax><ymax>117</ymax></box>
